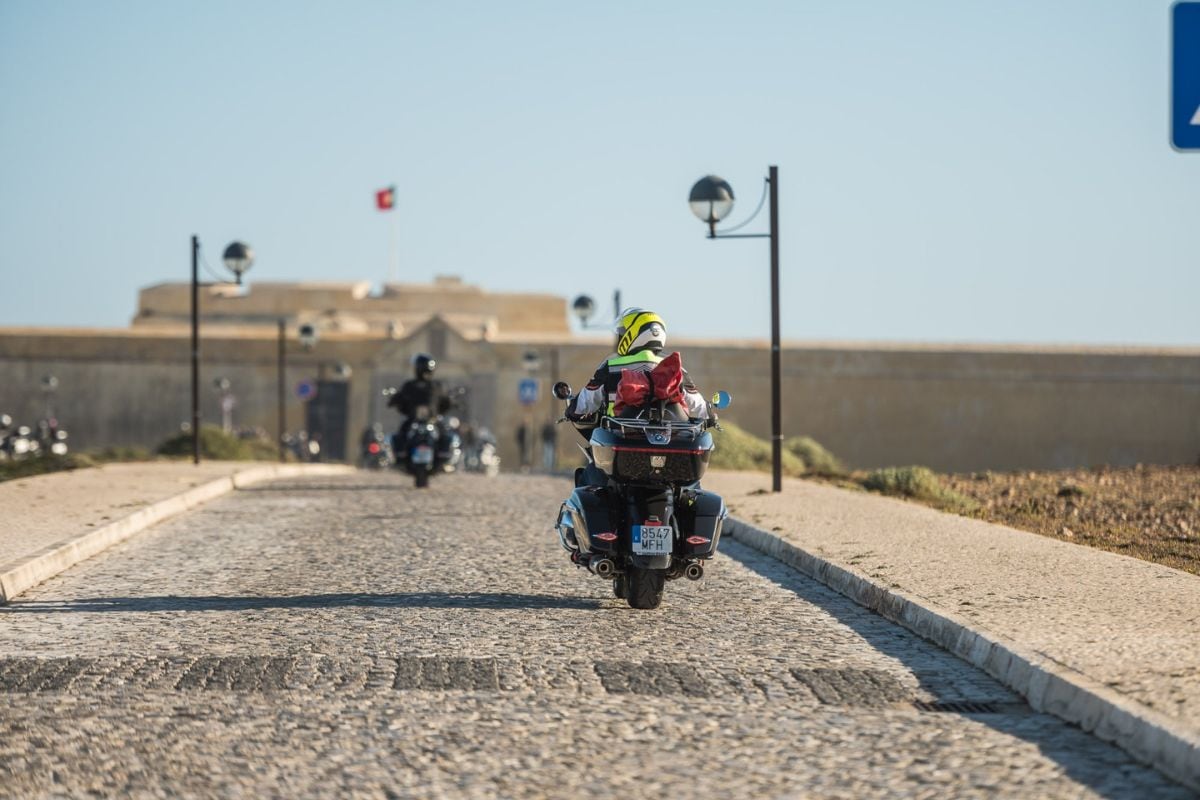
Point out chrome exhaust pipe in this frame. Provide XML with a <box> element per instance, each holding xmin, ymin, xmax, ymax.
<box><xmin>683</xmin><ymin>562</ymin><xmax>704</xmax><ymax>581</ymax></box>
<box><xmin>591</xmin><ymin>557</ymin><xmax>616</xmax><ymax>579</ymax></box>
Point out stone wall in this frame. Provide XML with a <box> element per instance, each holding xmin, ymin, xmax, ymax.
<box><xmin>1</xmin><ymin>326</ymin><xmax>1196</xmax><ymax>472</ymax></box>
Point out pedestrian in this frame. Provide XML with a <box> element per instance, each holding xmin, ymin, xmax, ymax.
<box><xmin>541</xmin><ymin>419</ymin><xmax>557</xmax><ymax>472</ymax></box>
<box><xmin>516</xmin><ymin>422</ymin><xmax>530</xmax><ymax>472</ymax></box>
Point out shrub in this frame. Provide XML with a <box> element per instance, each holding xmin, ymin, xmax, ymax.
<box><xmin>709</xmin><ymin>422</ymin><xmax>806</xmax><ymax>477</ymax></box>
<box><xmin>92</xmin><ymin>445</ymin><xmax>153</xmax><ymax>463</ymax></box>
<box><xmin>156</xmin><ymin>425</ymin><xmax>278</xmax><ymax>461</ymax></box>
<box><xmin>861</xmin><ymin>465</ymin><xmax>978</xmax><ymax>513</ymax></box>
<box><xmin>784</xmin><ymin>435</ymin><xmax>844</xmax><ymax>475</ymax></box>
<box><xmin>0</xmin><ymin>453</ymin><xmax>96</xmax><ymax>483</ymax></box>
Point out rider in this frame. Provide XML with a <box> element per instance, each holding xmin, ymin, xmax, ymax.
<box><xmin>569</xmin><ymin>307</ymin><xmax>709</xmax><ymax>422</ymax></box>
<box><xmin>388</xmin><ymin>353</ymin><xmax>450</xmax><ymax>456</ymax></box>
<box><xmin>567</xmin><ymin>308</ymin><xmax>710</xmax><ymax>485</ymax></box>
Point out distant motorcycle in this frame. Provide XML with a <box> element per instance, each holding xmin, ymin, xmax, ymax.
<box><xmin>37</xmin><ymin>419</ymin><xmax>69</xmax><ymax>456</ymax></box>
<box><xmin>463</xmin><ymin>427</ymin><xmax>501</xmax><ymax>477</ymax></box>
<box><xmin>360</xmin><ymin>424</ymin><xmax>392</xmax><ymax>470</ymax></box>
<box><xmin>282</xmin><ymin>431</ymin><xmax>321</xmax><ymax>462</ymax></box>
<box><xmin>391</xmin><ymin>406</ymin><xmax>462</xmax><ymax>488</ymax></box>
<box><xmin>1</xmin><ymin>423</ymin><xmax>37</xmax><ymax>460</ymax></box>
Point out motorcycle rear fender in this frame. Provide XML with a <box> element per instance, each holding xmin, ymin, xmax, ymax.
<box><xmin>630</xmin><ymin>554</ymin><xmax>671</xmax><ymax>569</ymax></box>
<box><xmin>562</xmin><ymin>486</ymin><xmax>618</xmax><ymax>553</ymax></box>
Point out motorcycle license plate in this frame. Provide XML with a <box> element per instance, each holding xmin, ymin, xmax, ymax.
<box><xmin>411</xmin><ymin>445</ymin><xmax>434</xmax><ymax>465</ymax></box>
<box><xmin>632</xmin><ymin>524</ymin><xmax>673</xmax><ymax>555</ymax></box>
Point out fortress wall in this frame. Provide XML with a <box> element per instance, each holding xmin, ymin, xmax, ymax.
<box><xmin>1</xmin><ymin>328</ymin><xmax>1196</xmax><ymax>472</ymax></box>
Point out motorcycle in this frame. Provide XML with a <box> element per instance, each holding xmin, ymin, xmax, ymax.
<box><xmin>391</xmin><ymin>406</ymin><xmax>462</xmax><ymax>488</ymax></box>
<box><xmin>552</xmin><ymin>379</ymin><xmax>733</xmax><ymax>609</ymax></box>
<box><xmin>37</xmin><ymin>419</ymin><xmax>69</xmax><ymax>456</ymax></box>
<box><xmin>360</xmin><ymin>424</ymin><xmax>393</xmax><ymax>470</ymax></box>
<box><xmin>1</xmin><ymin>423</ymin><xmax>37</xmax><ymax>460</ymax></box>
<box><xmin>282</xmin><ymin>431</ymin><xmax>321</xmax><ymax>462</ymax></box>
<box><xmin>462</xmin><ymin>426</ymin><xmax>501</xmax><ymax>477</ymax></box>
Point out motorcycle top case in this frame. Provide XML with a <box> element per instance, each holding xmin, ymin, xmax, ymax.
<box><xmin>590</xmin><ymin>425</ymin><xmax>713</xmax><ymax>484</ymax></box>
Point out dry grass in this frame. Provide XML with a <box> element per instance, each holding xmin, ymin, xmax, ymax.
<box><xmin>942</xmin><ymin>464</ymin><xmax>1200</xmax><ymax>576</ymax></box>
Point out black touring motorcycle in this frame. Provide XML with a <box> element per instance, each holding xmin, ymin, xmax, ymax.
<box><xmin>552</xmin><ymin>380</ymin><xmax>732</xmax><ymax>609</ymax></box>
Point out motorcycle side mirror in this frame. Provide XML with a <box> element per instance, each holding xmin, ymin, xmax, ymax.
<box><xmin>711</xmin><ymin>390</ymin><xmax>732</xmax><ymax>409</ymax></box>
<box><xmin>552</xmin><ymin>381</ymin><xmax>573</xmax><ymax>400</ymax></box>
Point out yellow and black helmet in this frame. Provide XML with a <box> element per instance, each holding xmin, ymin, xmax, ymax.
<box><xmin>613</xmin><ymin>307</ymin><xmax>667</xmax><ymax>356</ymax></box>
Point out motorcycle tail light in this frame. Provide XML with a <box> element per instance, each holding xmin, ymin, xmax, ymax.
<box><xmin>686</xmin><ymin>535</ymin><xmax>710</xmax><ymax>545</ymax></box>
<box><xmin>595</xmin><ymin>532</ymin><xmax>618</xmax><ymax>542</ymax></box>
<box><xmin>368</xmin><ymin>442</ymin><xmax>381</xmax><ymax>454</ymax></box>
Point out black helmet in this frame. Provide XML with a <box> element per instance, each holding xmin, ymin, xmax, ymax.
<box><xmin>413</xmin><ymin>353</ymin><xmax>436</xmax><ymax>379</ymax></box>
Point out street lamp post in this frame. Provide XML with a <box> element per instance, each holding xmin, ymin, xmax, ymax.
<box><xmin>689</xmin><ymin>167</ymin><xmax>782</xmax><ymax>492</ymax></box>
<box><xmin>571</xmin><ymin>290</ymin><xmax>623</xmax><ymax>330</ymax></box>
<box><xmin>572</xmin><ymin>290</ymin><xmax>625</xmax><ymax>351</ymax></box>
<box><xmin>277</xmin><ymin>319</ymin><xmax>286</xmax><ymax>462</ymax></box>
<box><xmin>190</xmin><ymin>237</ymin><xmax>253</xmax><ymax>465</ymax></box>
<box><xmin>212</xmin><ymin>377</ymin><xmax>235</xmax><ymax>433</ymax></box>
<box><xmin>40</xmin><ymin>375</ymin><xmax>58</xmax><ymax>422</ymax></box>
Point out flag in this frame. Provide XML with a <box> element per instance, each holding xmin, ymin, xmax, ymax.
<box><xmin>375</xmin><ymin>186</ymin><xmax>395</xmax><ymax>211</ymax></box>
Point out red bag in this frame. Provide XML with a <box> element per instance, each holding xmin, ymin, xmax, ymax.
<box><xmin>612</xmin><ymin>352</ymin><xmax>686</xmax><ymax>415</ymax></box>
<box><xmin>650</xmin><ymin>352</ymin><xmax>685</xmax><ymax>405</ymax></box>
<box><xmin>613</xmin><ymin>369</ymin><xmax>650</xmax><ymax>415</ymax></box>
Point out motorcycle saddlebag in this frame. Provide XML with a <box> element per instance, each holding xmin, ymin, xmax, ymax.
<box><xmin>559</xmin><ymin>486</ymin><xmax>619</xmax><ymax>554</ymax></box>
<box><xmin>676</xmin><ymin>489</ymin><xmax>727</xmax><ymax>558</ymax></box>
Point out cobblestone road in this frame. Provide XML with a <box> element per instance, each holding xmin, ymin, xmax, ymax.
<box><xmin>0</xmin><ymin>473</ymin><xmax>1191</xmax><ymax>798</ymax></box>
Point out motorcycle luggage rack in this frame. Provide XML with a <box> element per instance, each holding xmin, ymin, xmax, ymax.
<box><xmin>600</xmin><ymin>416</ymin><xmax>705</xmax><ymax>439</ymax></box>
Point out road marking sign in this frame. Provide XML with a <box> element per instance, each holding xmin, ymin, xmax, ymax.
<box><xmin>1173</xmin><ymin>2</ymin><xmax>1200</xmax><ymax>150</ymax></box>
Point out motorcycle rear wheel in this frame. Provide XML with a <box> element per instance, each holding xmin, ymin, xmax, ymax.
<box><xmin>625</xmin><ymin>567</ymin><xmax>664</xmax><ymax>609</ymax></box>
<box><xmin>414</xmin><ymin>466</ymin><xmax>430</xmax><ymax>488</ymax></box>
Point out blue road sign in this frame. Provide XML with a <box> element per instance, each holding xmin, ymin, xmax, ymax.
<box><xmin>296</xmin><ymin>379</ymin><xmax>317</xmax><ymax>401</ymax></box>
<box><xmin>518</xmin><ymin>377</ymin><xmax>540</xmax><ymax>406</ymax></box>
<box><xmin>1173</xmin><ymin>2</ymin><xmax>1200</xmax><ymax>150</ymax></box>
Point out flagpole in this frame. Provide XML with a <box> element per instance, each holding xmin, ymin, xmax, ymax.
<box><xmin>388</xmin><ymin>184</ymin><xmax>398</xmax><ymax>283</ymax></box>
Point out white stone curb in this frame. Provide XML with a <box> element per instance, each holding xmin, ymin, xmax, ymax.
<box><xmin>0</xmin><ymin>463</ymin><xmax>353</xmax><ymax>604</ymax></box>
<box><xmin>726</xmin><ymin>516</ymin><xmax>1200</xmax><ymax>793</ymax></box>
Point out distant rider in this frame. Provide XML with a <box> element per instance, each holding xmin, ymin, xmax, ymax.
<box><xmin>388</xmin><ymin>354</ymin><xmax>450</xmax><ymax>455</ymax></box>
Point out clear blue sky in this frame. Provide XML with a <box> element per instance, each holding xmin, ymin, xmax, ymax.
<box><xmin>1</xmin><ymin>0</ymin><xmax>1196</xmax><ymax>345</ymax></box>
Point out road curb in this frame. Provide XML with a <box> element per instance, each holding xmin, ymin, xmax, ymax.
<box><xmin>0</xmin><ymin>463</ymin><xmax>353</xmax><ymax>604</ymax></box>
<box><xmin>725</xmin><ymin>516</ymin><xmax>1200</xmax><ymax>793</ymax></box>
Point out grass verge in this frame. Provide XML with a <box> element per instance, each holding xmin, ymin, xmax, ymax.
<box><xmin>0</xmin><ymin>426</ymin><xmax>281</xmax><ymax>483</ymax></box>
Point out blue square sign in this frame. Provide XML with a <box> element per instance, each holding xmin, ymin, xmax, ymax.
<box><xmin>1173</xmin><ymin>2</ymin><xmax>1200</xmax><ymax>150</ymax></box>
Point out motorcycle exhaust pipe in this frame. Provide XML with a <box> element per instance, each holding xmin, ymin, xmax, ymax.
<box><xmin>591</xmin><ymin>557</ymin><xmax>616</xmax><ymax>579</ymax></box>
<box><xmin>683</xmin><ymin>562</ymin><xmax>704</xmax><ymax>581</ymax></box>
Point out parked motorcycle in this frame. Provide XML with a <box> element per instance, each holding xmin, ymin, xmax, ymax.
<box><xmin>462</xmin><ymin>425</ymin><xmax>501</xmax><ymax>477</ymax></box>
<box><xmin>37</xmin><ymin>418</ymin><xmax>69</xmax><ymax>456</ymax></box>
<box><xmin>552</xmin><ymin>380</ymin><xmax>732</xmax><ymax>609</ymax></box>
<box><xmin>391</xmin><ymin>406</ymin><xmax>462</xmax><ymax>488</ymax></box>
<box><xmin>1</xmin><ymin>423</ymin><xmax>37</xmax><ymax>460</ymax></box>
<box><xmin>282</xmin><ymin>431</ymin><xmax>321</xmax><ymax>462</ymax></box>
<box><xmin>360</xmin><ymin>423</ymin><xmax>393</xmax><ymax>470</ymax></box>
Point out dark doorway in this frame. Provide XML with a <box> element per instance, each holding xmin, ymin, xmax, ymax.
<box><xmin>306</xmin><ymin>380</ymin><xmax>350</xmax><ymax>461</ymax></box>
